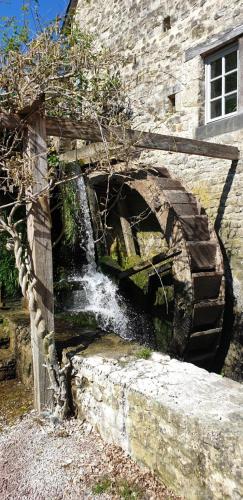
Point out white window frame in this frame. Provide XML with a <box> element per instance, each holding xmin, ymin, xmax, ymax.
<box><xmin>205</xmin><ymin>43</ymin><xmax>239</xmax><ymax>124</ymax></box>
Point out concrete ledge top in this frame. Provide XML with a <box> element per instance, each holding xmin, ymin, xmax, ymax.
<box><xmin>72</xmin><ymin>352</ymin><xmax>243</xmax><ymax>432</ymax></box>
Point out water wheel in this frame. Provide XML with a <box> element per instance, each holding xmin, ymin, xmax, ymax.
<box><xmin>87</xmin><ymin>164</ymin><xmax>225</xmax><ymax>369</ymax></box>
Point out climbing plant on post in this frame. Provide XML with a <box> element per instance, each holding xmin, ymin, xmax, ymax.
<box><xmin>0</xmin><ymin>10</ymin><xmax>129</xmax><ymax>417</ymax></box>
<box><xmin>26</xmin><ymin>98</ymin><xmax>54</xmax><ymax>411</ymax></box>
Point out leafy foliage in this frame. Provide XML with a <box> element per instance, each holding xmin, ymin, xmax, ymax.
<box><xmin>61</xmin><ymin>180</ymin><xmax>79</xmax><ymax>246</ymax></box>
<box><xmin>0</xmin><ymin>233</ymin><xmax>19</xmax><ymax>297</ymax></box>
<box><xmin>0</xmin><ymin>4</ymin><xmax>130</xmax><ymax>235</ymax></box>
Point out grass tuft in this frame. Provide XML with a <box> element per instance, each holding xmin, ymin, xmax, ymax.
<box><xmin>118</xmin><ymin>480</ymin><xmax>142</xmax><ymax>499</ymax></box>
<box><xmin>135</xmin><ymin>347</ymin><xmax>152</xmax><ymax>360</ymax></box>
<box><xmin>92</xmin><ymin>477</ymin><xmax>111</xmax><ymax>494</ymax></box>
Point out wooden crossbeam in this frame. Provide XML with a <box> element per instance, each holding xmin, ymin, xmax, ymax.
<box><xmin>59</xmin><ymin>142</ymin><xmax>120</xmax><ymax>164</ymax></box>
<box><xmin>0</xmin><ymin>113</ymin><xmax>21</xmax><ymax>129</ymax></box>
<box><xmin>0</xmin><ymin>112</ymin><xmax>240</xmax><ymax>160</ymax></box>
<box><xmin>100</xmin><ymin>251</ymin><xmax>180</xmax><ymax>281</ymax></box>
<box><xmin>45</xmin><ymin>117</ymin><xmax>239</xmax><ymax>160</ymax></box>
<box><xmin>118</xmin><ymin>250</ymin><xmax>181</xmax><ymax>280</ymax></box>
<box><xmin>48</xmin><ymin>118</ymin><xmax>240</xmax><ymax>160</ymax></box>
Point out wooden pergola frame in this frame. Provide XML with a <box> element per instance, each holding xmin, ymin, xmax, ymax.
<box><xmin>0</xmin><ymin>104</ymin><xmax>239</xmax><ymax>410</ymax></box>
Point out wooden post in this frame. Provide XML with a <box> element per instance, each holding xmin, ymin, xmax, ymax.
<box><xmin>26</xmin><ymin>103</ymin><xmax>54</xmax><ymax>412</ymax></box>
<box><xmin>117</xmin><ymin>201</ymin><xmax>136</xmax><ymax>257</ymax></box>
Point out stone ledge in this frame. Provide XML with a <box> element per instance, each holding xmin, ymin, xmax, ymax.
<box><xmin>72</xmin><ymin>353</ymin><xmax>243</xmax><ymax>500</ymax></box>
<box><xmin>185</xmin><ymin>23</ymin><xmax>243</xmax><ymax>61</ymax></box>
<box><xmin>195</xmin><ymin>113</ymin><xmax>243</xmax><ymax>140</ymax></box>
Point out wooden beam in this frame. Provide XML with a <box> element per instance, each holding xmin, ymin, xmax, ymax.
<box><xmin>59</xmin><ymin>142</ymin><xmax>120</xmax><ymax>164</ymax></box>
<box><xmin>0</xmin><ymin>112</ymin><xmax>239</xmax><ymax>160</ymax></box>
<box><xmin>46</xmin><ymin>117</ymin><xmax>240</xmax><ymax>160</ymax></box>
<box><xmin>26</xmin><ymin>105</ymin><xmax>54</xmax><ymax>412</ymax></box>
<box><xmin>118</xmin><ymin>250</ymin><xmax>181</xmax><ymax>280</ymax></box>
<box><xmin>59</xmin><ymin>143</ymin><xmax>139</xmax><ymax>164</ymax></box>
<box><xmin>0</xmin><ymin>113</ymin><xmax>21</xmax><ymax>130</ymax></box>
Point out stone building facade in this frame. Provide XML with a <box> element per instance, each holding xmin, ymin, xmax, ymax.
<box><xmin>67</xmin><ymin>0</ymin><xmax>243</xmax><ymax>379</ymax></box>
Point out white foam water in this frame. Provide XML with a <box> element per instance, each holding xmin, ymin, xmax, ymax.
<box><xmin>66</xmin><ymin>176</ymin><xmax>132</xmax><ymax>338</ymax></box>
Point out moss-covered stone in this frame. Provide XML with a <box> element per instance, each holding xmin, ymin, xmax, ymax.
<box><xmin>136</xmin><ymin>231</ymin><xmax>168</xmax><ymax>259</ymax></box>
<box><xmin>154</xmin><ymin>286</ymin><xmax>174</xmax><ymax>307</ymax></box>
<box><xmin>81</xmin><ymin>333</ymin><xmax>141</xmax><ymax>359</ymax></box>
<box><xmin>122</xmin><ymin>255</ymin><xmax>150</xmax><ymax>293</ymax></box>
<box><xmin>153</xmin><ymin>318</ymin><xmax>173</xmax><ymax>351</ymax></box>
<box><xmin>56</xmin><ymin>311</ymin><xmax>98</xmax><ymax>329</ymax></box>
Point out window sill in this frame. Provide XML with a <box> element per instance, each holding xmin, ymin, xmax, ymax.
<box><xmin>195</xmin><ymin>112</ymin><xmax>243</xmax><ymax>139</ymax></box>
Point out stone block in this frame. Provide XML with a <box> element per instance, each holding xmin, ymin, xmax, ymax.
<box><xmin>72</xmin><ymin>354</ymin><xmax>243</xmax><ymax>500</ymax></box>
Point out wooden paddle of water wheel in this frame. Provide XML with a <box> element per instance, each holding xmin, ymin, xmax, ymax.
<box><xmin>87</xmin><ymin>164</ymin><xmax>225</xmax><ymax>370</ymax></box>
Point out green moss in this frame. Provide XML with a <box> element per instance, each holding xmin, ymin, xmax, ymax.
<box><xmin>0</xmin><ymin>233</ymin><xmax>19</xmax><ymax>298</ymax></box>
<box><xmin>91</xmin><ymin>478</ymin><xmax>142</xmax><ymax>498</ymax></box>
<box><xmin>191</xmin><ymin>182</ymin><xmax>211</xmax><ymax>209</ymax></box>
<box><xmin>122</xmin><ymin>255</ymin><xmax>149</xmax><ymax>293</ymax></box>
<box><xmin>117</xmin><ymin>480</ymin><xmax>142</xmax><ymax>499</ymax></box>
<box><xmin>81</xmin><ymin>334</ymin><xmax>141</xmax><ymax>359</ymax></box>
<box><xmin>122</xmin><ymin>255</ymin><xmax>142</xmax><ymax>269</ymax></box>
<box><xmin>154</xmin><ymin>286</ymin><xmax>174</xmax><ymax>306</ymax></box>
<box><xmin>61</xmin><ymin>180</ymin><xmax>79</xmax><ymax>247</ymax></box>
<box><xmin>136</xmin><ymin>347</ymin><xmax>152</xmax><ymax>360</ymax></box>
<box><xmin>110</xmin><ymin>238</ymin><xmax>119</xmax><ymax>262</ymax></box>
<box><xmin>99</xmin><ymin>255</ymin><xmax>122</xmax><ymax>274</ymax></box>
<box><xmin>131</xmin><ymin>271</ymin><xmax>149</xmax><ymax>293</ymax></box>
<box><xmin>136</xmin><ymin>231</ymin><xmax>167</xmax><ymax>258</ymax></box>
<box><xmin>153</xmin><ymin>318</ymin><xmax>173</xmax><ymax>351</ymax></box>
<box><xmin>92</xmin><ymin>478</ymin><xmax>111</xmax><ymax>494</ymax></box>
<box><xmin>110</xmin><ymin>237</ymin><xmax>127</xmax><ymax>266</ymax></box>
<box><xmin>56</xmin><ymin>311</ymin><xmax>98</xmax><ymax>329</ymax></box>
<box><xmin>54</xmin><ymin>279</ymin><xmax>74</xmax><ymax>293</ymax></box>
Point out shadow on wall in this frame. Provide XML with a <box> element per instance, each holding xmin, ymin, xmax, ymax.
<box><xmin>214</xmin><ymin>160</ymin><xmax>238</xmax><ymax>374</ymax></box>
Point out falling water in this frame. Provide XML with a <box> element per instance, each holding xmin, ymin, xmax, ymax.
<box><xmin>76</xmin><ymin>176</ymin><xmax>96</xmax><ymax>272</ymax></box>
<box><xmin>66</xmin><ymin>176</ymin><xmax>132</xmax><ymax>338</ymax></box>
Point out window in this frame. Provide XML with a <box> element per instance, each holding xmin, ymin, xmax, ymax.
<box><xmin>205</xmin><ymin>44</ymin><xmax>239</xmax><ymax>123</ymax></box>
<box><xmin>168</xmin><ymin>94</ymin><xmax>176</xmax><ymax>113</ymax></box>
<box><xmin>163</xmin><ymin>16</ymin><xmax>171</xmax><ymax>32</ymax></box>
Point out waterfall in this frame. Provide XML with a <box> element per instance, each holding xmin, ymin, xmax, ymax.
<box><xmin>66</xmin><ymin>175</ymin><xmax>132</xmax><ymax>338</ymax></box>
<box><xmin>76</xmin><ymin>176</ymin><xmax>96</xmax><ymax>272</ymax></box>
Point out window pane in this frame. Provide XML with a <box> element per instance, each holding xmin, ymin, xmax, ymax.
<box><xmin>211</xmin><ymin>99</ymin><xmax>222</xmax><ymax>118</ymax></box>
<box><xmin>211</xmin><ymin>58</ymin><xmax>222</xmax><ymax>79</ymax></box>
<box><xmin>225</xmin><ymin>72</ymin><xmax>237</xmax><ymax>94</ymax></box>
<box><xmin>211</xmin><ymin>78</ymin><xmax>222</xmax><ymax>98</ymax></box>
<box><xmin>225</xmin><ymin>51</ymin><xmax>237</xmax><ymax>72</ymax></box>
<box><xmin>225</xmin><ymin>93</ymin><xmax>237</xmax><ymax>114</ymax></box>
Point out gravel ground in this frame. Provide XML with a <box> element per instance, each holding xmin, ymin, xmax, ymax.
<box><xmin>0</xmin><ymin>413</ymin><xmax>180</xmax><ymax>500</ymax></box>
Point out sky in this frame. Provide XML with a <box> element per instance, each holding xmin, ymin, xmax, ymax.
<box><xmin>0</xmin><ymin>0</ymin><xmax>70</xmax><ymax>33</ymax></box>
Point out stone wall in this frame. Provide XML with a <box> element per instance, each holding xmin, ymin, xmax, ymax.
<box><xmin>0</xmin><ymin>312</ymin><xmax>32</xmax><ymax>386</ymax></box>
<box><xmin>15</xmin><ymin>323</ymin><xmax>32</xmax><ymax>386</ymax></box>
<box><xmin>72</xmin><ymin>352</ymin><xmax>243</xmax><ymax>500</ymax></box>
<box><xmin>75</xmin><ymin>0</ymin><xmax>243</xmax><ymax>378</ymax></box>
<box><xmin>0</xmin><ymin>316</ymin><xmax>16</xmax><ymax>380</ymax></box>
